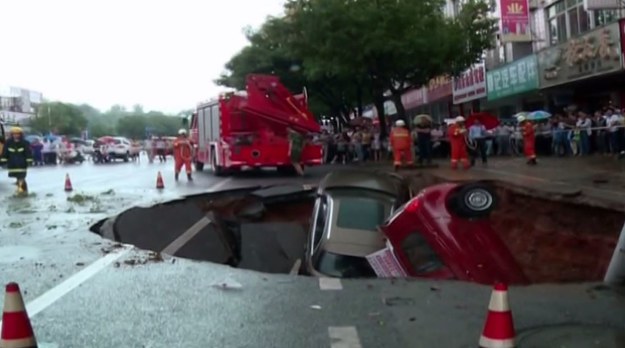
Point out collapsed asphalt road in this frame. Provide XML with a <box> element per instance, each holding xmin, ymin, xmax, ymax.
<box><xmin>91</xmin><ymin>171</ymin><xmax>624</xmax><ymax>284</ymax></box>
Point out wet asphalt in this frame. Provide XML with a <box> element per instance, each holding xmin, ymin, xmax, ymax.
<box><xmin>1</xmin><ymin>155</ymin><xmax>624</xmax><ymax>348</ymax></box>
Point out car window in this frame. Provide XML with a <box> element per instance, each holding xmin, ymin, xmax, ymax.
<box><xmin>336</xmin><ymin>197</ymin><xmax>388</xmax><ymax>231</ymax></box>
<box><xmin>314</xmin><ymin>251</ymin><xmax>376</xmax><ymax>278</ymax></box>
<box><xmin>114</xmin><ymin>140</ymin><xmax>121</xmax><ymax>145</ymax></box>
<box><xmin>401</xmin><ymin>232</ymin><xmax>445</xmax><ymax>275</ymax></box>
<box><xmin>312</xmin><ymin>197</ymin><xmax>327</xmax><ymax>250</ymax></box>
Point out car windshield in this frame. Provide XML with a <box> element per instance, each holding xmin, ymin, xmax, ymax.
<box><xmin>336</xmin><ymin>197</ymin><xmax>388</xmax><ymax>231</ymax></box>
<box><xmin>314</xmin><ymin>251</ymin><xmax>376</xmax><ymax>278</ymax></box>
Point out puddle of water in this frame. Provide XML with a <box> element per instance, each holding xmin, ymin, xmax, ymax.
<box><xmin>0</xmin><ymin>246</ymin><xmax>40</xmax><ymax>263</ymax></box>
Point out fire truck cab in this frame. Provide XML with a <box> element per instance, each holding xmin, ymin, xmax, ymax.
<box><xmin>190</xmin><ymin>74</ymin><xmax>323</xmax><ymax>175</ymax></box>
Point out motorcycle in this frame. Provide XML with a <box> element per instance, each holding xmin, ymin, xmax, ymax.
<box><xmin>60</xmin><ymin>149</ymin><xmax>85</xmax><ymax>164</ymax></box>
<box><xmin>93</xmin><ymin>144</ymin><xmax>111</xmax><ymax>164</ymax></box>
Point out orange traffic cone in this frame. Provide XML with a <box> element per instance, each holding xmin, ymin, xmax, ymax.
<box><xmin>64</xmin><ymin>173</ymin><xmax>73</xmax><ymax>192</ymax></box>
<box><xmin>1</xmin><ymin>282</ymin><xmax>37</xmax><ymax>348</ymax></box>
<box><xmin>479</xmin><ymin>283</ymin><xmax>515</xmax><ymax>348</ymax></box>
<box><xmin>156</xmin><ymin>171</ymin><xmax>164</xmax><ymax>189</ymax></box>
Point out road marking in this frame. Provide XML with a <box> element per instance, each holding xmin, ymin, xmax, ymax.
<box><xmin>328</xmin><ymin>326</ymin><xmax>362</xmax><ymax>348</ymax></box>
<box><xmin>162</xmin><ymin>217</ymin><xmax>211</xmax><ymax>255</ymax></box>
<box><xmin>0</xmin><ymin>246</ymin><xmax>131</xmax><ymax>327</ymax></box>
<box><xmin>319</xmin><ymin>277</ymin><xmax>343</xmax><ymax>290</ymax></box>
<box><xmin>208</xmin><ymin>178</ymin><xmax>233</xmax><ymax>192</ymax></box>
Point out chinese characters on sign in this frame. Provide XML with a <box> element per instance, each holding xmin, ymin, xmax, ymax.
<box><xmin>538</xmin><ymin>22</ymin><xmax>622</xmax><ymax>88</ymax></box>
<box><xmin>500</xmin><ymin>0</ymin><xmax>531</xmax><ymax>42</ymax></box>
<box><xmin>452</xmin><ymin>64</ymin><xmax>486</xmax><ymax>104</ymax></box>
<box><xmin>427</xmin><ymin>76</ymin><xmax>452</xmax><ymax>102</ymax></box>
<box><xmin>487</xmin><ymin>55</ymin><xmax>539</xmax><ymax>101</ymax></box>
<box><xmin>401</xmin><ymin>87</ymin><xmax>428</xmax><ymax>110</ymax></box>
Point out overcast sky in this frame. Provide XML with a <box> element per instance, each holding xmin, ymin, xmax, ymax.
<box><xmin>1</xmin><ymin>0</ymin><xmax>286</xmax><ymax>113</ymax></box>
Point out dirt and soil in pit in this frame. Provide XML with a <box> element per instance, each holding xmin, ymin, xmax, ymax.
<box><xmin>90</xmin><ymin>177</ymin><xmax>623</xmax><ymax>283</ymax></box>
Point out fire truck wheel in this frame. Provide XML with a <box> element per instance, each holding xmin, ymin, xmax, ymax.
<box><xmin>277</xmin><ymin>165</ymin><xmax>297</xmax><ymax>176</ymax></box>
<box><xmin>195</xmin><ymin>161</ymin><xmax>204</xmax><ymax>171</ymax></box>
<box><xmin>211</xmin><ymin>151</ymin><xmax>225</xmax><ymax>176</ymax></box>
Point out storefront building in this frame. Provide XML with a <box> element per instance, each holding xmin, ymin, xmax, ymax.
<box><xmin>537</xmin><ymin>21</ymin><xmax>623</xmax><ymax>111</ymax></box>
<box><xmin>452</xmin><ymin>63</ymin><xmax>487</xmax><ymax>116</ymax></box>
<box><xmin>401</xmin><ymin>87</ymin><xmax>428</xmax><ymax>122</ymax></box>
<box><xmin>424</xmin><ymin>75</ymin><xmax>453</xmax><ymax>122</ymax></box>
<box><xmin>485</xmin><ymin>54</ymin><xmax>543</xmax><ymax>119</ymax></box>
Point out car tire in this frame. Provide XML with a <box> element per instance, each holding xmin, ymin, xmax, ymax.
<box><xmin>448</xmin><ymin>183</ymin><xmax>498</xmax><ymax>219</ymax></box>
<box><xmin>123</xmin><ymin>152</ymin><xmax>130</xmax><ymax>162</ymax></box>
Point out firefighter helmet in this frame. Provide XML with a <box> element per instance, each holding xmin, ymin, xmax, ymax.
<box><xmin>178</xmin><ymin>129</ymin><xmax>187</xmax><ymax>135</ymax></box>
<box><xmin>395</xmin><ymin>120</ymin><xmax>406</xmax><ymax>127</ymax></box>
<box><xmin>455</xmin><ymin>116</ymin><xmax>465</xmax><ymax>123</ymax></box>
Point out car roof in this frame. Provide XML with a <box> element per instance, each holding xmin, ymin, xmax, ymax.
<box><xmin>318</xmin><ymin>170</ymin><xmax>400</xmax><ymax>196</ymax></box>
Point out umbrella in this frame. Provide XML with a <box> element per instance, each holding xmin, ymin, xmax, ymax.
<box><xmin>413</xmin><ymin>114</ymin><xmax>432</xmax><ymax>124</ymax></box>
<box><xmin>466</xmin><ymin>112</ymin><xmax>499</xmax><ymax>130</ymax></box>
<box><xmin>528</xmin><ymin>110</ymin><xmax>552</xmax><ymax>121</ymax></box>
<box><xmin>513</xmin><ymin>112</ymin><xmax>530</xmax><ymax>120</ymax></box>
<box><xmin>98</xmin><ymin>136</ymin><xmax>116</xmax><ymax>143</ymax></box>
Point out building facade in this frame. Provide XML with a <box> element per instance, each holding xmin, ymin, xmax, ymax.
<box><xmin>388</xmin><ymin>0</ymin><xmax>625</xmax><ymax>123</ymax></box>
<box><xmin>0</xmin><ymin>86</ymin><xmax>43</xmax><ymax>125</ymax></box>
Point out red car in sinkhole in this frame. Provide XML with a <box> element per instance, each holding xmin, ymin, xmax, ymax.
<box><xmin>379</xmin><ymin>182</ymin><xmax>530</xmax><ymax>285</ymax></box>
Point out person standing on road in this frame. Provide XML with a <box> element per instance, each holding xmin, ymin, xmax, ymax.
<box><xmin>415</xmin><ymin>118</ymin><xmax>432</xmax><ymax>166</ymax></box>
<box><xmin>173</xmin><ymin>129</ymin><xmax>194</xmax><ymax>181</ymax></box>
<box><xmin>389</xmin><ymin>119</ymin><xmax>413</xmax><ymax>171</ymax></box>
<box><xmin>0</xmin><ymin>127</ymin><xmax>33</xmax><ymax>193</ymax></box>
<box><xmin>287</xmin><ymin>127</ymin><xmax>305</xmax><ymax>176</ymax></box>
<box><xmin>156</xmin><ymin>137</ymin><xmax>167</xmax><ymax>162</ymax></box>
<box><xmin>448</xmin><ymin>116</ymin><xmax>470</xmax><ymax>170</ymax></box>
<box><xmin>468</xmin><ymin>119</ymin><xmax>488</xmax><ymax>166</ymax></box>
<box><xmin>517</xmin><ymin>115</ymin><xmax>537</xmax><ymax>165</ymax></box>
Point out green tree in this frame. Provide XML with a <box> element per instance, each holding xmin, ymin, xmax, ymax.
<box><xmin>116</xmin><ymin>115</ymin><xmax>147</xmax><ymax>139</ymax></box>
<box><xmin>29</xmin><ymin>102</ymin><xmax>87</xmax><ymax>136</ymax></box>
<box><xmin>216</xmin><ymin>16</ymin><xmax>363</xmax><ymax>125</ymax></box>
<box><xmin>286</xmin><ymin>0</ymin><xmax>497</xmax><ymax>133</ymax></box>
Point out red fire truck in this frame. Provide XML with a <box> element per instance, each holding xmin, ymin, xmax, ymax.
<box><xmin>190</xmin><ymin>74</ymin><xmax>323</xmax><ymax>176</ymax></box>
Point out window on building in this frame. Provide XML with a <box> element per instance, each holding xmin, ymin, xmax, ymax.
<box><xmin>594</xmin><ymin>9</ymin><xmax>618</xmax><ymax>27</ymax></box>
<box><xmin>547</xmin><ymin>0</ymin><xmax>596</xmax><ymax>46</ymax></box>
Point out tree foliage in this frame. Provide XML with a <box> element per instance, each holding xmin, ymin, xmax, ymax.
<box><xmin>219</xmin><ymin>0</ymin><xmax>497</xmax><ymax>134</ymax></box>
<box><xmin>27</xmin><ymin>102</ymin><xmax>183</xmax><ymax>139</ymax></box>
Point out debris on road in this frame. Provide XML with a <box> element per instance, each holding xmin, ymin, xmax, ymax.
<box><xmin>309</xmin><ymin>305</ymin><xmax>322</xmax><ymax>310</ymax></box>
<box><xmin>211</xmin><ymin>279</ymin><xmax>243</xmax><ymax>290</ymax></box>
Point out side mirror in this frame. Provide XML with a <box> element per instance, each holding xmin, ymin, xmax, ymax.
<box><xmin>181</xmin><ymin>118</ymin><xmax>189</xmax><ymax>127</ymax></box>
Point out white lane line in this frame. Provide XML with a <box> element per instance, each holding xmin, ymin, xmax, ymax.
<box><xmin>328</xmin><ymin>326</ymin><xmax>362</xmax><ymax>348</ymax></box>
<box><xmin>161</xmin><ymin>217</ymin><xmax>211</xmax><ymax>255</ymax></box>
<box><xmin>0</xmin><ymin>246</ymin><xmax>131</xmax><ymax>326</ymax></box>
<box><xmin>207</xmin><ymin>178</ymin><xmax>233</xmax><ymax>192</ymax></box>
<box><xmin>319</xmin><ymin>277</ymin><xmax>343</xmax><ymax>290</ymax></box>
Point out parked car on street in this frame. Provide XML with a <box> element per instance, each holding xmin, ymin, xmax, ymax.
<box><xmin>108</xmin><ymin>137</ymin><xmax>140</xmax><ymax>161</ymax></box>
<box><xmin>380</xmin><ymin>182</ymin><xmax>530</xmax><ymax>285</ymax></box>
<box><xmin>305</xmin><ymin>170</ymin><xmax>410</xmax><ymax>278</ymax></box>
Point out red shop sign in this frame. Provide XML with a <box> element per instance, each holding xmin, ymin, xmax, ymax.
<box><xmin>401</xmin><ymin>87</ymin><xmax>428</xmax><ymax>110</ymax></box>
<box><xmin>427</xmin><ymin>76</ymin><xmax>452</xmax><ymax>102</ymax></box>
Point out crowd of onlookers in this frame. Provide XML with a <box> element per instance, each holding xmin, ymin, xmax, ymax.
<box><xmin>317</xmin><ymin>106</ymin><xmax>625</xmax><ymax>165</ymax></box>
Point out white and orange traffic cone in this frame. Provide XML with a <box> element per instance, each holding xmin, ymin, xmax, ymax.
<box><xmin>64</xmin><ymin>173</ymin><xmax>73</xmax><ymax>192</ymax></box>
<box><xmin>1</xmin><ymin>282</ymin><xmax>37</xmax><ymax>348</ymax></box>
<box><xmin>479</xmin><ymin>283</ymin><xmax>516</xmax><ymax>348</ymax></box>
<box><xmin>156</xmin><ymin>171</ymin><xmax>164</xmax><ymax>189</ymax></box>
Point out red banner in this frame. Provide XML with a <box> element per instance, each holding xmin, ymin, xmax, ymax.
<box><xmin>427</xmin><ymin>76</ymin><xmax>452</xmax><ymax>102</ymax></box>
<box><xmin>500</xmin><ymin>0</ymin><xmax>531</xmax><ymax>42</ymax></box>
<box><xmin>401</xmin><ymin>87</ymin><xmax>427</xmax><ymax>110</ymax></box>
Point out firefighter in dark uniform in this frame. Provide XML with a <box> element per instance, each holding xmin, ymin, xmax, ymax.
<box><xmin>0</xmin><ymin>127</ymin><xmax>33</xmax><ymax>193</ymax></box>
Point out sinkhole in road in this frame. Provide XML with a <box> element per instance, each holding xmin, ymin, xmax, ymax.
<box><xmin>89</xmin><ymin>176</ymin><xmax>624</xmax><ymax>283</ymax></box>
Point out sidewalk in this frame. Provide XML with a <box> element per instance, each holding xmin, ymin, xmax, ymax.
<box><xmin>354</xmin><ymin>156</ymin><xmax>625</xmax><ymax>212</ymax></box>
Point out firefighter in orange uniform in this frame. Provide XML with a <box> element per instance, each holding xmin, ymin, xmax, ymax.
<box><xmin>390</xmin><ymin>119</ymin><xmax>413</xmax><ymax>170</ymax></box>
<box><xmin>448</xmin><ymin>116</ymin><xmax>470</xmax><ymax>170</ymax></box>
<box><xmin>173</xmin><ymin>129</ymin><xmax>194</xmax><ymax>181</ymax></box>
<box><xmin>517</xmin><ymin>115</ymin><xmax>537</xmax><ymax>165</ymax></box>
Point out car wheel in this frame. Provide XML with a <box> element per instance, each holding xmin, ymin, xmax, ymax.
<box><xmin>123</xmin><ymin>152</ymin><xmax>130</xmax><ymax>162</ymax></box>
<box><xmin>211</xmin><ymin>149</ymin><xmax>224</xmax><ymax>176</ymax></box>
<box><xmin>448</xmin><ymin>183</ymin><xmax>497</xmax><ymax>218</ymax></box>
